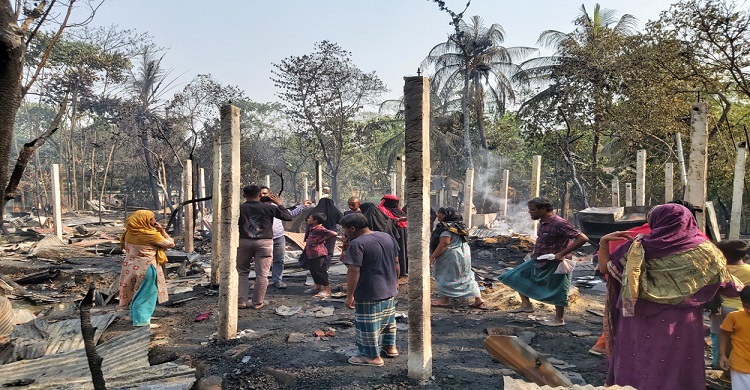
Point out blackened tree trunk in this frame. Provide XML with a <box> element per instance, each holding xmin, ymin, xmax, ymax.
<box><xmin>140</xmin><ymin>131</ymin><xmax>162</xmax><ymax>210</ymax></box>
<box><xmin>0</xmin><ymin>2</ymin><xmax>25</xmax><ymax>219</ymax></box>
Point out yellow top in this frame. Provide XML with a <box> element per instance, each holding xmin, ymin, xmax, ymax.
<box><xmin>725</xmin><ymin>264</ymin><xmax>750</xmax><ymax>309</ymax></box>
<box><xmin>721</xmin><ymin>310</ymin><xmax>750</xmax><ymax>374</ymax></box>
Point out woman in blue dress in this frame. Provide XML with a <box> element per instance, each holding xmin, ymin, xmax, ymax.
<box><xmin>429</xmin><ymin>207</ymin><xmax>487</xmax><ymax>309</ymax></box>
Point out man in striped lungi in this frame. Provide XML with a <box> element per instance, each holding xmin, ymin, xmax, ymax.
<box><xmin>341</xmin><ymin>213</ymin><xmax>400</xmax><ymax>367</ymax></box>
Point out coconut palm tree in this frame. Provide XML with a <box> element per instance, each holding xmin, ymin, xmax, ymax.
<box><xmin>519</xmin><ymin>4</ymin><xmax>638</xmax><ymax>167</ymax></box>
<box><xmin>423</xmin><ymin>15</ymin><xmax>534</xmax><ymax>168</ymax></box>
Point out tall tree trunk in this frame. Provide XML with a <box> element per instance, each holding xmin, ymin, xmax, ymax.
<box><xmin>140</xmin><ymin>131</ymin><xmax>161</xmax><ymax>210</ymax></box>
<box><xmin>0</xmin><ymin>2</ymin><xmax>26</xmax><ymax>219</ymax></box>
<box><xmin>69</xmin><ymin>89</ymin><xmax>80</xmax><ymax>210</ymax></box>
<box><xmin>462</xmin><ymin>68</ymin><xmax>474</xmax><ymax>168</ymax></box>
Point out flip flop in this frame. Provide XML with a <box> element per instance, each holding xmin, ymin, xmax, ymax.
<box><xmin>431</xmin><ymin>300</ymin><xmax>451</xmax><ymax>307</ymax></box>
<box><xmin>541</xmin><ymin>319</ymin><xmax>566</xmax><ymax>327</ymax></box>
<box><xmin>252</xmin><ymin>303</ymin><xmax>265</xmax><ymax>310</ymax></box>
<box><xmin>588</xmin><ymin>348</ymin><xmax>605</xmax><ymax>357</ymax></box>
<box><xmin>469</xmin><ymin>302</ymin><xmax>490</xmax><ymax>310</ymax></box>
<box><xmin>314</xmin><ymin>292</ymin><xmax>332</xmax><ymax>299</ymax></box>
<box><xmin>381</xmin><ymin>349</ymin><xmax>399</xmax><ymax>358</ymax></box>
<box><xmin>348</xmin><ymin>356</ymin><xmax>384</xmax><ymax>367</ymax></box>
<box><xmin>238</xmin><ymin>303</ymin><xmax>249</xmax><ymax>309</ymax></box>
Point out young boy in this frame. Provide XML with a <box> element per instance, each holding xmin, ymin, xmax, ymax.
<box><xmin>720</xmin><ymin>285</ymin><xmax>750</xmax><ymax>389</ymax></box>
<box><xmin>304</xmin><ymin>212</ymin><xmax>338</xmax><ymax>299</ymax></box>
<box><xmin>711</xmin><ymin>240</ymin><xmax>750</xmax><ymax>368</ymax></box>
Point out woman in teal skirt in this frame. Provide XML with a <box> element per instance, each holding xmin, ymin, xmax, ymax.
<box><xmin>429</xmin><ymin>207</ymin><xmax>487</xmax><ymax>309</ymax></box>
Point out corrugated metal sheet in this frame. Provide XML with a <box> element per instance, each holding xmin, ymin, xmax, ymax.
<box><xmin>2</xmin><ymin>313</ymin><xmax>118</xmax><ymax>363</ymax></box>
<box><xmin>64</xmin><ymin>216</ymin><xmax>116</xmax><ymax>227</ymax></box>
<box><xmin>503</xmin><ymin>377</ymin><xmax>635</xmax><ymax>390</ymax></box>
<box><xmin>0</xmin><ymin>326</ymin><xmax>195</xmax><ymax>389</ymax></box>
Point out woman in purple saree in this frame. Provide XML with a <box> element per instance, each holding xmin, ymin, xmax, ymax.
<box><xmin>597</xmin><ymin>204</ymin><xmax>738</xmax><ymax>390</ymax></box>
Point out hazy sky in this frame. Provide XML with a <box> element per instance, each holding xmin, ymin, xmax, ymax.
<box><xmin>87</xmin><ymin>0</ymin><xmax>677</xmax><ymax>103</ymax></box>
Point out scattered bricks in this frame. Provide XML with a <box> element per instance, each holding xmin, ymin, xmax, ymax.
<box><xmin>287</xmin><ymin>332</ymin><xmax>306</xmax><ymax>343</ymax></box>
<box><xmin>262</xmin><ymin>367</ymin><xmax>297</xmax><ymax>387</ymax></box>
<box><xmin>196</xmin><ymin>375</ymin><xmax>223</xmax><ymax>390</ymax></box>
<box><xmin>223</xmin><ymin>344</ymin><xmax>252</xmax><ymax>360</ymax></box>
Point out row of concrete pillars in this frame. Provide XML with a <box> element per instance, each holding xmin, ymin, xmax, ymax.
<box><xmin>39</xmin><ymin>83</ymin><xmax>746</xmax><ymax>381</ymax></box>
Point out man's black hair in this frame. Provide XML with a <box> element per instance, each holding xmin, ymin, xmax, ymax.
<box><xmin>243</xmin><ymin>185</ymin><xmax>261</xmax><ymax>198</ymax></box>
<box><xmin>527</xmin><ymin>197</ymin><xmax>554</xmax><ymax>211</ymax></box>
<box><xmin>741</xmin><ymin>285</ymin><xmax>750</xmax><ymax>305</ymax></box>
<box><xmin>340</xmin><ymin>213</ymin><xmax>368</xmax><ymax>229</ymax></box>
<box><xmin>309</xmin><ymin>212</ymin><xmax>327</xmax><ymax>224</ymax></box>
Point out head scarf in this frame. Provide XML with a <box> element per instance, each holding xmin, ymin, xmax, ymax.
<box><xmin>119</xmin><ymin>210</ymin><xmax>168</xmax><ymax>265</ymax></box>
<box><xmin>311</xmin><ymin>198</ymin><xmax>343</xmax><ymax>231</ymax></box>
<box><xmin>361</xmin><ymin>202</ymin><xmax>399</xmax><ymax>237</ymax></box>
<box><xmin>379</xmin><ymin>194</ymin><xmax>407</xmax><ymax>228</ymax></box>
<box><xmin>641</xmin><ymin>204</ymin><xmax>706</xmax><ymax>259</ymax></box>
<box><xmin>430</xmin><ymin>207</ymin><xmax>468</xmax><ymax>253</ymax></box>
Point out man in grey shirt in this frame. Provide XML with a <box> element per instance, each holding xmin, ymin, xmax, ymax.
<box><xmin>260</xmin><ymin>186</ymin><xmax>311</xmax><ymax>289</ymax></box>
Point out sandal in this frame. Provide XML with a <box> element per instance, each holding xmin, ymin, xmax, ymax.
<box><xmin>348</xmin><ymin>356</ymin><xmax>384</xmax><ymax>367</ymax></box>
<box><xmin>238</xmin><ymin>302</ymin><xmax>249</xmax><ymax>309</ymax></box>
<box><xmin>431</xmin><ymin>300</ymin><xmax>451</xmax><ymax>307</ymax></box>
<box><xmin>314</xmin><ymin>292</ymin><xmax>332</xmax><ymax>299</ymax></box>
<box><xmin>252</xmin><ymin>303</ymin><xmax>265</xmax><ymax>310</ymax></box>
<box><xmin>381</xmin><ymin>349</ymin><xmax>399</xmax><ymax>358</ymax></box>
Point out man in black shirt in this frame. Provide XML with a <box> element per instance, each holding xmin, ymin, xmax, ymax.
<box><xmin>237</xmin><ymin>185</ymin><xmax>292</xmax><ymax>310</ymax></box>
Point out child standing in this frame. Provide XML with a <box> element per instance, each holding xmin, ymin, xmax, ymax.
<box><xmin>304</xmin><ymin>212</ymin><xmax>338</xmax><ymax>299</ymax></box>
<box><xmin>711</xmin><ymin>240</ymin><xmax>750</xmax><ymax>368</ymax></box>
<box><xmin>720</xmin><ymin>285</ymin><xmax>750</xmax><ymax>389</ymax></box>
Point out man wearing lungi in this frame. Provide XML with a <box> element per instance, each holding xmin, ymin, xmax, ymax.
<box><xmin>341</xmin><ymin>213</ymin><xmax>400</xmax><ymax>366</ymax></box>
<box><xmin>499</xmin><ymin>197</ymin><xmax>588</xmax><ymax>326</ymax></box>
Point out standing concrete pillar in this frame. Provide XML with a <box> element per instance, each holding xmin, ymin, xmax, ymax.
<box><xmin>686</xmin><ymin>103</ymin><xmax>709</xmax><ymax>233</ymax></box>
<box><xmin>501</xmin><ymin>169</ymin><xmax>509</xmax><ymax>217</ymax></box>
<box><xmin>729</xmin><ymin>142</ymin><xmax>747</xmax><ymax>239</ymax></box>
<box><xmin>198</xmin><ymin>168</ymin><xmax>206</xmax><ymax>229</ymax></box>
<box><xmin>264</xmin><ymin>174</ymin><xmax>270</xmax><ymax>188</ymax></box>
<box><xmin>396</xmin><ymin>155</ymin><xmax>405</xmax><ymax>205</ymax></box>
<box><xmin>676</xmin><ymin>133</ymin><xmax>689</xmax><ymax>194</ymax></box>
<box><xmin>665</xmin><ymin>163</ymin><xmax>674</xmax><ymax>203</ymax></box>
<box><xmin>611</xmin><ymin>178</ymin><xmax>620</xmax><ymax>207</ymax></box>
<box><xmin>625</xmin><ymin>183</ymin><xmax>633</xmax><ymax>207</ymax></box>
<box><xmin>303</xmin><ymin>175</ymin><xmax>309</xmax><ymax>202</ymax></box>
<box><xmin>636</xmin><ymin>150</ymin><xmax>646</xmax><ymax>206</ymax></box>
<box><xmin>51</xmin><ymin>164</ymin><xmax>63</xmax><ymax>240</ymax></box>
<box><xmin>315</xmin><ymin>161</ymin><xmax>323</xmax><ymax>202</ymax></box>
<box><xmin>210</xmin><ymin>137</ymin><xmax>222</xmax><ymax>287</ymax></box>
<box><xmin>404</xmin><ymin>76</ymin><xmax>432</xmax><ymax>381</ymax></box>
<box><xmin>390</xmin><ymin>171</ymin><xmax>397</xmax><ymax>195</ymax></box>
<box><xmin>531</xmin><ymin>155</ymin><xmax>542</xmax><ymax>233</ymax></box>
<box><xmin>183</xmin><ymin>160</ymin><xmax>194</xmax><ymax>253</ymax></box>
<box><xmin>463</xmin><ymin>167</ymin><xmax>475</xmax><ymax>228</ymax></box>
<box><xmin>217</xmin><ymin>105</ymin><xmax>241</xmax><ymax>340</ymax></box>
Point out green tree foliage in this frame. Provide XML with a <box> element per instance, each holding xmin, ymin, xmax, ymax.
<box><xmin>271</xmin><ymin>40</ymin><xmax>387</xmax><ymax>204</ymax></box>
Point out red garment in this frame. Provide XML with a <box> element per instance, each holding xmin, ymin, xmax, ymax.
<box><xmin>305</xmin><ymin>224</ymin><xmax>336</xmax><ymax>258</ymax></box>
<box><xmin>608</xmin><ymin>223</ymin><xmax>651</xmax><ymax>253</ymax></box>
<box><xmin>378</xmin><ymin>199</ymin><xmax>407</xmax><ymax>229</ymax></box>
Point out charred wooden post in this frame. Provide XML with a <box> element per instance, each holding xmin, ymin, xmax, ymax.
<box><xmin>665</xmin><ymin>163</ymin><xmax>674</xmax><ymax>203</ymax></box>
<box><xmin>80</xmin><ymin>284</ymin><xmax>106</xmax><ymax>390</ymax></box>
<box><xmin>210</xmin><ymin>137</ymin><xmax>222</xmax><ymax>287</ymax></box>
<box><xmin>636</xmin><ymin>149</ymin><xmax>646</xmax><ymax>206</ymax></box>
<box><xmin>218</xmin><ymin>105</ymin><xmax>241</xmax><ymax>340</ymax></box>
<box><xmin>51</xmin><ymin>164</ymin><xmax>62</xmax><ymax>240</ymax></box>
<box><xmin>183</xmin><ymin>160</ymin><xmax>194</xmax><ymax>253</ymax></box>
<box><xmin>404</xmin><ymin>76</ymin><xmax>432</xmax><ymax>381</ymax></box>
<box><xmin>729</xmin><ymin>142</ymin><xmax>747</xmax><ymax>239</ymax></box>
<box><xmin>501</xmin><ymin>169</ymin><xmax>509</xmax><ymax>217</ymax></box>
<box><xmin>686</xmin><ymin>103</ymin><xmax>709</xmax><ymax>233</ymax></box>
<box><xmin>611</xmin><ymin>177</ymin><xmax>620</xmax><ymax>207</ymax></box>
<box><xmin>625</xmin><ymin>183</ymin><xmax>633</xmax><ymax>207</ymax></box>
<box><xmin>464</xmin><ymin>167</ymin><xmax>475</xmax><ymax>228</ymax></box>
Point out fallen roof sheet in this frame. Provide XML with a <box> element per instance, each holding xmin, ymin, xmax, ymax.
<box><xmin>0</xmin><ymin>326</ymin><xmax>195</xmax><ymax>389</ymax></box>
<box><xmin>1</xmin><ymin>313</ymin><xmax>118</xmax><ymax>364</ymax></box>
<box><xmin>503</xmin><ymin>377</ymin><xmax>635</xmax><ymax>390</ymax></box>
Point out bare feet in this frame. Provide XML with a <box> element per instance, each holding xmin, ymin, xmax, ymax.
<box><xmin>507</xmin><ymin>306</ymin><xmax>534</xmax><ymax>313</ymax></box>
<box><xmin>541</xmin><ymin>319</ymin><xmax>565</xmax><ymax>327</ymax></box>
